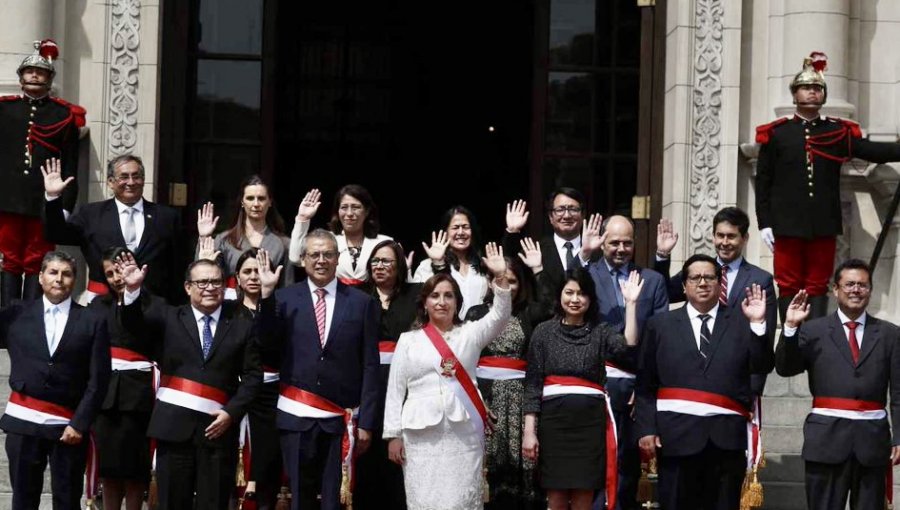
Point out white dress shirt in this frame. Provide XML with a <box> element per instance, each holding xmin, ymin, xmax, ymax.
<box><xmin>837</xmin><ymin>309</ymin><xmax>866</xmax><ymax>348</ymax></box>
<box><xmin>553</xmin><ymin>234</ymin><xmax>583</xmax><ymax>271</ymax></box>
<box><xmin>42</xmin><ymin>295</ymin><xmax>72</xmax><ymax>356</ymax></box>
<box><xmin>308</xmin><ymin>277</ymin><xmax>338</xmax><ymax>345</ymax></box>
<box><xmin>115</xmin><ymin>198</ymin><xmax>145</xmax><ymax>248</ymax></box>
<box><xmin>191</xmin><ymin>305</ymin><xmax>222</xmax><ymax>350</ymax></box>
<box><xmin>685</xmin><ymin>302</ymin><xmax>766</xmax><ymax>349</ymax></box>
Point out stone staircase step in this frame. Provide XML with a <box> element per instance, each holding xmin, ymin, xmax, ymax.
<box><xmin>762</xmin><ymin>426</ymin><xmax>803</xmax><ymax>455</ymax></box>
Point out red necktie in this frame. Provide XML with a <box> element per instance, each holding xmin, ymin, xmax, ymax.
<box><xmin>719</xmin><ymin>264</ymin><xmax>728</xmax><ymax>307</ymax></box>
<box><xmin>315</xmin><ymin>288</ymin><xmax>327</xmax><ymax>346</ymax></box>
<box><xmin>846</xmin><ymin>321</ymin><xmax>860</xmax><ymax>364</ymax></box>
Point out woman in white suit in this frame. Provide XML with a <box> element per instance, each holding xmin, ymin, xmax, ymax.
<box><xmin>383</xmin><ymin>243</ymin><xmax>510</xmax><ymax>510</ymax></box>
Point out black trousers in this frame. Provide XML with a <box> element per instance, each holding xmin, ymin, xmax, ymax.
<box><xmin>657</xmin><ymin>442</ymin><xmax>745</xmax><ymax>510</ymax></box>
<box><xmin>281</xmin><ymin>423</ymin><xmax>343</xmax><ymax>510</ymax></box>
<box><xmin>5</xmin><ymin>431</ymin><xmax>88</xmax><ymax>510</ymax></box>
<box><xmin>155</xmin><ymin>438</ymin><xmax>236</xmax><ymax>510</ymax></box>
<box><xmin>805</xmin><ymin>458</ymin><xmax>887</xmax><ymax>510</ymax></box>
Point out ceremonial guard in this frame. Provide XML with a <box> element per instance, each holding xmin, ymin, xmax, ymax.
<box><xmin>755</xmin><ymin>52</ymin><xmax>900</xmax><ymax>320</ymax></box>
<box><xmin>0</xmin><ymin>40</ymin><xmax>85</xmax><ymax>304</ymax></box>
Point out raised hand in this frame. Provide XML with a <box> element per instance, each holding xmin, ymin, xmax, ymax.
<box><xmin>505</xmin><ymin>199</ymin><xmax>529</xmax><ymax>233</ymax></box>
<box><xmin>620</xmin><ymin>270</ymin><xmax>645</xmax><ymax>305</ymax></box>
<box><xmin>783</xmin><ymin>290</ymin><xmax>810</xmax><ymax>329</ymax></box>
<box><xmin>656</xmin><ymin>218</ymin><xmax>679</xmax><ymax>257</ymax></box>
<box><xmin>405</xmin><ymin>249</ymin><xmax>415</xmax><ymax>271</ymax></box>
<box><xmin>41</xmin><ymin>158</ymin><xmax>73</xmax><ymax>197</ymax></box>
<box><xmin>197</xmin><ymin>236</ymin><xmax>221</xmax><ymax>262</ymax></box>
<box><xmin>580</xmin><ymin>213</ymin><xmax>605</xmax><ymax>260</ymax></box>
<box><xmin>741</xmin><ymin>283</ymin><xmax>767</xmax><ymax>324</ymax></box>
<box><xmin>256</xmin><ymin>248</ymin><xmax>283</xmax><ymax>298</ymax></box>
<box><xmin>197</xmin><ymin>202</ymin><xmax>219</xmax><ymax>237</ymax></box>
<box><xmin>482</xmin><ymin>242</ymin><xmax>507</xmax><ymax>277</ymax></box>
<box><xmin>296</xmin><ymin>188</ymin><xmax>322</xmax><ymax>223</ymax></box>
<box><xmin>115</xmin><ymin>252</ymin><xmax>147</xmax><ymax>291</ymax></box>
<box><xmin>422</xmin><ymin>230</ymin><xmax>449</xmax><ymax>264</ymax></box>
<box><xmin>517</xmin><ymin>237</ymin><xmax>543</xmax><ymax>272</ymax></box>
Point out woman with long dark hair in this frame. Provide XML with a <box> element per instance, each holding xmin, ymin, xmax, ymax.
<box><xmin>522</xmin><ymin>268</ymin><xmax>643</xmax><ymax>510</ymax></box>
<box><xmin>196</xmin><ymin>175</ymin><xmax>293</xmax><ymax>294</ymax></box>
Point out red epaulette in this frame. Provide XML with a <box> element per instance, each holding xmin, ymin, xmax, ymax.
<box><xmin>0</xmin><ymin>95</ymin><xmax>21</xmax><ymax>102</ymax></box>
<box><xmin>755</xmin><ymin>117</ymin><xmax>789</xmax><ymax>144</ymax></box>
<box><xmin>49</xmin><ymin>96</ymin><xmax>87</xmax><ymax>128</ymax></box>
<box><xmin>826</xmin><ymin>117</ymin><xmax>862</xmax><ymax>138</ymax></box>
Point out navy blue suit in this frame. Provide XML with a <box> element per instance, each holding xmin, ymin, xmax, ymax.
<box><xmin>654</xmin><ymin>256</ymin><xmax>776</xmax><ymax>395</ymax></box>
<box><xmin>260</xmin><ymin>278</ymin><xmax>380</xmax><ymax>510</ymax></box>
<box><xmin>588</xmin><ymin>260</ymin><xmax>668</xmax><ymax>510</ymax></box>
<box><xmin>0</xmin><ymin>299</ymin><xmax>110</xmax><ymax>510</ymax></box>
<box><xmin>636</xmin><ymin>306</ymin><xmax>774</xmax><ymax>510</ymax></box>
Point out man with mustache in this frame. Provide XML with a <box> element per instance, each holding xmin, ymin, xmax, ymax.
<box><xmin>0</xmin><ymin>40</ymin><xmax>85</xmax><ymax>305</ymax></box>
<box><xmin>755</xmin><ymin>51</ymin><xmax>900</xmax><ymax>322</ymax></box>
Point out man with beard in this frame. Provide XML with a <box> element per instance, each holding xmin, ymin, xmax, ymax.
<box><xmin>0</xmin><ymin>40</ymin><xmax>85</xmax><ymax>304</ymax></box>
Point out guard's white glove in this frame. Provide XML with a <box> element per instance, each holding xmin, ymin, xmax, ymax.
<box><xmin>760</xmin><ymin>228</ymin><xmax>775</xmax><ymax>253</ymax></box>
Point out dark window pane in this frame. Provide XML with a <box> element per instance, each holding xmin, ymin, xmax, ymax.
<box><xmin>611</xmin><ymin>158</ymin><xmax>637</xmax><ymax>215</ymax></box>
<box><xmin>615</xmin><ymin>1</ymin><xmax>641</xmax><ymax>67</ymax></box>
<box><xmin>189</xmin><ymin>145</ymin><xmax>261</xmax><ymax>229</ymax></box>
<box><xmin>198</xmin><ymin>0</ymin><xmax>263</xmax><ymax>55</ymax></box>
<box><xmin>542</xmin><ymin>158</ymin><xmax>596</xmax><ymax>218</ymax></box>
<box><xmin>595</xmin><ymin>0</ymin><xmax>612</xmax><ymax>66</ymax></box>
<box><xmin>193</xmin><ymin>59</ymin><xmax>262</xmax><ymax>140</ymax></box>
<box><xmin>614</xmin><ymin>73</ymin><xmax>639</xmax><ymax>153</ymax></box>
<box><xmin>593</xmin><ymin>72</ymin><xmax>611</xmax><ymax>152</ymax></box>
<box><xmin>546</xmin><ymin>72</ymin><xmax>592</xmax><ymax>152</ymax></box>
<box><xmin>549</xmin><ymin>0</ymin><xmax>595</xmax><ymax>66</ymax></box>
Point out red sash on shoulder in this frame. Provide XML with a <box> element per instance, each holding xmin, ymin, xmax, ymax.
<box><xmin>422</xmin><ymin>323</ymin><xmax>490</xmax><ymax>433</ymax></box>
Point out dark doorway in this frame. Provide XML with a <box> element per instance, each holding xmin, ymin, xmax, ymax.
<box><xmin>271</xmin><ymin>0</ymin><xmax>535</xmax><ymax>249</ymax></box>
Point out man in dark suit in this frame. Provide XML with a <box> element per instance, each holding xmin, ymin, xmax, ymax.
<box><xmin>580</xmin><ymin>214</ymin><xmax>668</xmax><ymax>510</ymax></box>
<box><xmin>42</xmin><ymin>155</ymin><xmax>184</xmax><ymax>303</ymax></box>
<box><xmin>118</xmin><ymin>256</ymin><xmax>262</xmax><ymax>509</ymax></box>
<box><xmin>776</xmin><ymin>259</ymin><xmax>900</xmax><ymax>509</ymax></box>
<box><xmin>0</xmin><ymin>251</ymin><xmax>110</xmax><ymax>509</ymax></box>
<box><xmin>0</xmin><ymin>40</ymin><xmax>85</xmax><ymax>305</ymax></box>
<box><xmin>636</xmin><ymin>254</ymin><xmax>774</xmax><ymax>510</ymax></box>
<box><xmin>654</xmin><ymin>207</ymin><xmax>776</xmax><ymax>395</ymax></box>
<box><xmin>258</xmin><ymin>228</ymin><xmax>380</xmax><ymax>510</ymax></box>
<box><xmin>502</xmin><ymin>188</ymin><xmax>589</xmax><ymax>291</ymax></box>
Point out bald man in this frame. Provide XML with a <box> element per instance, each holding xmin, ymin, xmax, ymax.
<box><xmin>583</xmin><ymin>215</ymin><xmax>669</xmax><ymax>510</ymax></box>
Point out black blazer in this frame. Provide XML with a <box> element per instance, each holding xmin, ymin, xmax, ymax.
<box><xmin>0</xmin><ymin>300</ymin><xmax>110</xmax><ymax>439</ymax></box>
<box><xmin>635</xmin><ymin>306</ymin><xmax>774</xmax><ymax>456</ymax></box>
<box><xmin>775</xmin><ymin>312</ymin><xmax>900</xmax><ymax>467</ymax></box>
<box><xmin>121</xmin><ymin>296</ymin><xmax>261</xmax><ymax>447</ymax></box>
<box><xmin>501</xmin><ymin>233</ymin><xmax>568</xmax><ymax>291</ymax></box>
<box><xmin>44</xmin><ymin>198</ymin><xmax>184</xmax><ymax>302</ymax></box>
<box><xmin>89</xmin><ymin>292</ymin><xmax>160</xmax><ymax>413</ymax></box>
<box><xmin>259</xmin><ymin>279</ymin><xmax>381</xmax><ymax>433</ymax></box>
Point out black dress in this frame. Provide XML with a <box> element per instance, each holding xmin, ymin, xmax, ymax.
<box><xmin>523</xmin><ymin>319</ymin><xmax>632</xmax><ymax>490</ymax></box>
<box><xmin>90</xmin><ymin>293</ymin><xmax>158</xmax><ymax>482</ymax></box>
<box><xmin>353</xmin><ymin>282</ymin><xmax>421</xmax><ymax>510</ymax></box>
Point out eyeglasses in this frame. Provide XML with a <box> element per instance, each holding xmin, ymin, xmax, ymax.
<box><xmin>369</xmin><ymin>258</ymin><xmax>396</xmax><ymax>267</ymax></box>
<box><xmin>839</xmin><ymin>282</ymin><xmax>871</xmax><ymax>292</ymax></box>
<box><xmin>113</xmin><ymin>173</ymin><xmax>144</xmax><ymax>184</ymax></box>
<box><xmin>305</xmin><ymin>251</ymin><xmax>338</xmax><ymax>261</ymax></box>
<box><xmin>551</xmin><ymin>206</ymin><xmax>583</xmax><ymax>217</ymax></box>
<box><xmin>685</xmin><ymin>274</ymin><xmax>717</xmax><ymax>284</ymax></box>
<box><xmin>190</xmin><ymin>279</ymin><xmax>224</xmax><ymax>289</ymax></box>
<box><xmin>339</xmin><ymin>204</ymin><xmax>364</xmax><ymax>213</ymax></box>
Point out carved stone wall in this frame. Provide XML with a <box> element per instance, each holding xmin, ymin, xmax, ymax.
<box><xmin>108</xmin><ymin>0</ymin><xmax>141</xmax><ymax>160</ymax></box>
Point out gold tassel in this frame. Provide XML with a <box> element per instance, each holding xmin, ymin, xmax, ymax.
<box><xmin>482</xmin><ymin>465</ymin><xmax>490</xmax><ymax>502</ymax></box>
<box><xmin>236</xmin><ymin>446</ymin><xmax>247</xmax><ymax>488</ymax></box>
<box><xmin>340</xmin><ymin>464</ymin><xmax>353</xmax><ymax>509</ymax></box>
<box><xmin>147</xmin><ymin>471</ymin><xmax>159</xmax><ymax>509</ymax></box>
<box><xmin>274</xmin><ymin>486</ymin><xmax>291</xmax><ymax>510</ymax></box>
<box><xmin>637</xmin><ymin>462</ymin><xmax>654</xmax><ymax>503</ymax></box>
<box><xmin>746</xmin><ymin>466</ymin><xmax>764</xmax><ymax>508</ymax></box>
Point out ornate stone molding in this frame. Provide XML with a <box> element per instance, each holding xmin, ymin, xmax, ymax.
<box><xmin>108</xmin><ymin>0</ymin><xmax>140</xmax><ymax>158</ymax></box>
<box><xmin>689</xmin><ymin>0</ymin><xmax>723</xmax><ymax>255</ymax></box>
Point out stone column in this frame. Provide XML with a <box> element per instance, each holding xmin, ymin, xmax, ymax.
<box><xmin>0</xmin><ymin>1</ymin><xmax>57</xmax><ymax>95</ymax></box>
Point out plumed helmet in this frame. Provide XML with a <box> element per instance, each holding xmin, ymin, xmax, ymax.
<box><xmin>17</xmin><ymin>39</ymin><xmax>58</xmax><ymax>78</ymax></box>
<box><xmin>789</xmin><ymin>51</ymin><xmax>827</xmax><ymax>100</ymax></box>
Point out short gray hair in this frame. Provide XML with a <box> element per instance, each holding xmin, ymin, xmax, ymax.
<box><xmin>299</xmin><ymin>229</ymin><xmax>338</xmax><ymax>258</ymax></box>
<box><xmin>40</xmin><ymin>251</ymin><xmax>77</xmax><ymax>277</ymax></box>
<box><xmin>106</xmin><ymin>154</ymin><xmax>145</xmax><ymax>180</ymax></box>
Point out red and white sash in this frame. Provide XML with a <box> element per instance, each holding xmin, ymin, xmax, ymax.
<box><xmin>262</xmin><ymin>365</ymin><xmax>280</xmax><ymax>384</ymax></box>
<box><xmin>110</xmin><ymin>346</ymin><xmax>154</xmax><ymax>371</ymax></box>
<box><xmin>604</xmin><ymin>361</ymin><xmax>635</xmax><ymax>379</ymax></box>
<box><xmin>4</xmin><ymin>391</ymin><xmax>74</xmax><ymax>426</ymax></box>
<box><xmin>542</xmin><ymin>376</ymin><xmax>618</xmax><ymax>510</ymax></box>
<box><xmin>379</xmin><ymin>341</ymin><xmax>396</xmax><ymax>365</ymax></box>
<box><xmin>810</xmin><ymin>396</ymin><xmax>886</xmax><ymax>420</ymax></box>
<box><xmin>87</xmin><ymin>280</ymin><xmax>109</xmax><ymax>296</ymax></box>
<box><xmin>423</xmin><ymin>323</ymin><xmax>490</xmax><ymax>435</ymax></box>
<box><xmin>156</xmin><ymin>376</ymin><xmax>229</xmax><ymax>414</ymax></box>
<box><xmin>338</xmin><ymin>277</ymin><xmax>365</xmax><ymax>287</ymax></box>
<box><xmin>277</xmin><ymin>384</ymin><xmax>358</xmax><ymax>505</ymax></box>
<box><xmin>476</xmin><ymin>356</ymin><xmax>527</xmax><ymax>380</ymax></box>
